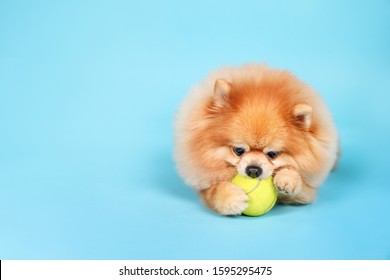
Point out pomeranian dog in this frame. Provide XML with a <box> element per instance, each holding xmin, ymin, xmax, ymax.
<box><xmin>174</xmin><ymin>64</ymin><xmax>339</xmax><ymax>215</ymax></box>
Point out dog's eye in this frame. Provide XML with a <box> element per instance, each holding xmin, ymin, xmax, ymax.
<box><xmin>266</xmin><ymin>151</ymin><xmax>280</xmax><ymax>159</ymax></box>
<box><xmin>232</xmin><ymin>147</ymin><xmax>246</xmax><ymax>156</ymax></box>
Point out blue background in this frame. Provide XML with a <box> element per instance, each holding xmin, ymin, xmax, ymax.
<box><xmin>1</xmin><ymin>0</ymin><xmax>389</xmax><ymax>259</ymax></box>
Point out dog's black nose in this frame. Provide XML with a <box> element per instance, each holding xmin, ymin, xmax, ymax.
<box><xmin>245</xmin><ymin>165</ymin><xmax>263</xmax><ymax>178</ymax></box>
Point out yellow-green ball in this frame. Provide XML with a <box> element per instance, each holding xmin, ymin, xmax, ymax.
<box><xmin>231</xmin><ymin>174</ymin><xmax>278</xmax><ymax>216</ymax></box>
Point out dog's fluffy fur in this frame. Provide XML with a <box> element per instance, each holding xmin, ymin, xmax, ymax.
<box><xmin>174</xmin><ymin>64</ymin><xmax>339</xmax><ymax>215</ymax></box>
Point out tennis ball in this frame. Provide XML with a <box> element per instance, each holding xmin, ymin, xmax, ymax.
<box><xmin>231</xmin><ymin>174</ymin><xmax>278</xmax><ymax>216</ymax></box>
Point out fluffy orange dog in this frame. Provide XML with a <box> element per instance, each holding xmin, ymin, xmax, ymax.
<box><xmin>174</xmin><ymin>64</ymin><xmax>339</xmax><ymax>215</ymax></box>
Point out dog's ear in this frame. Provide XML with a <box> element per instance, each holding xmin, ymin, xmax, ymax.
<box><xmin>293</xmin><ymin>103</ymin><xmax>312</xmax><ymax>131</ymax></box>
<box><xmin>213</xmin><ymin>79</ymin><xmax>232</xmax><ymax>108</ymax></box>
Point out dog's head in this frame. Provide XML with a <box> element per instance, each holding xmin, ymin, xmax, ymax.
<box><xmin>203</xmin><ymin>72</ymin><xmax>317</xmax><ymax>180</ymax></box>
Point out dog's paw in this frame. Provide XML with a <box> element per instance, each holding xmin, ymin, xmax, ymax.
<box><xmin>217</xmin><ymin>183</ymin><xmax>249</xmax><ymax>215</ymax></box>
<box><xmin>210</xmin><ymin>182</ymin><xmax>249</xmax><ymax>216</ymax></box>
<box><xmin>273</xmin><ymin>168</ymin><xmax>303</xmax><ymax>195</ymax></box>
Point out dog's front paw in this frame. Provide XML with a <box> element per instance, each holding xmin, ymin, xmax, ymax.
<box><xmin>273</xmin><ymin>168</ymin><xmax>303</xmax><ymax>195</ymax></box>
<box><xmin>201</xmin><ymin>182</ymin><xmax>248</xmax><ymax>216</ymax></box>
